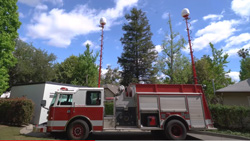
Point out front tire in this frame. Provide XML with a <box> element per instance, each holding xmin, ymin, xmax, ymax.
<box><xmin>165</xmin><ymin>120</ymin><xmax>187</xmax><ymax>140</ymax></box>
<box><xmin>67</xmin><ymin>120</ymin><xmax>89</xmax><ymax>140</ymax></box>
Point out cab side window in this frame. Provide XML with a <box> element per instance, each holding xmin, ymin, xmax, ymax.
<box><xmin>58</xmin><ymin>94</ymin><xmax>72</xmax><ymax>105</ymax></box>
<box><xmin>86</xmin><ymin>91</ymin><xmax>101</xmax><ymax>105</ymax></box>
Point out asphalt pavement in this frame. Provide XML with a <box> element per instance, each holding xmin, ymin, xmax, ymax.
<box><xmin>20</xmin><ymin>124</ymin><xmax>250</xmax><ymax>140</ymax></box>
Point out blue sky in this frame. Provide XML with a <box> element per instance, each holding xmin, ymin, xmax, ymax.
<box><xmin>17</xmin><ymin>0</ymin><xmax>250</xmax><ymax>82</ymax></box>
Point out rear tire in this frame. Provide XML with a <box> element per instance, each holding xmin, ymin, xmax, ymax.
<box><xmin>67</xmin><ymin>120</ymin><xmax>89</xmax><ymax>140</ymax></box>
<box><xmin>165</xmin><ymin>120</ymin><xmax>187</xmax><ymax>140</ymax></box>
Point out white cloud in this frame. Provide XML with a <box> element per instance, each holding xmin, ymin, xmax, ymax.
<box><xmin>155</xmin><ymin>45</ymin><xmax>163</xmax><ymax>53</ymax></box>
<box><xmin>190</xmin><ymin>19</ymin><xmax>198</xmax><ymax>24</ymax></box>
<box><xmin>82</xmin><ymin>40</ymin><xmax>99</xmax><ymax>49</ymax></box>
<box><xmin>176</xmin><ymin>22</ymin><xmax>182</xmax><ymax>26</ymax></box>
<box><xmin>19</xmin><ymin>12</ymin><xmax>25</xmax><ymax>18</ymax></box>
<box><xmin>162</xmin><ymin>12</ymin><xmax>169</xmax><ymax>19</ymax></box>
<box><xmin>224</xmin><ymin>33</ymin><xmax>250</xmax><ymax>49</ymax></box>
<box><xmin>19</xmin><ymin>0</ymin><xmax>63</xmax><ymax>7</ymax></box>
<box><xmin>19</xmin><ymin>36</ymin><xmax>28</xmax><ymax>42</ymax></box>
<box><xmin>183</xmin><ymin>20</ymin><xmax>240</xmax><ymax>53</ymax></box>
<box><xmin>203</xmin><ymin>14</ymin><xmax>223</xmax><ymax>21</ymax></box>
<box><xmin>83</xmin><ymin>40</ymin><xmax>93</xmax><ymax>46</ymax></box>
<box><xmin>44</xmin><ymin>0</ymin><xmax>63</xmax><ymax>6</ymax></box>
<box><xmin>19</xmin><ymin>0</ymin><xmax>40</xmax><ymax>7</ymax></box>
<box><xmin>189</xmin><ymin>19</ymin><xmax>198</xmax><ymax>30</ymax></box>
<box><xmin>35</xmin><ymin>4</ymin><xmax>48</xmax><ymax>11</ymax></box>
<box><xmin>232</xmin><ymin>0</ymin><xmax>250</xmax><ymax>18</ymax></box>
<box><xmin>226</xmin><ymin>71</ymin><xmax>240</xmax><ymax>82</ymax></box>
<box><xmin>225</xmin><ymin>43</ymin><xmax>250</xmax><ymax>57</ymax></box>
<box><xmin>26</xmin><ymin>0</ymin><xmax>138</xmax><ymax>48</ymax></box>
<box><xmin>101</xmin><ymin>68</ymin><xmax>108</xmax><ymax>75</ymax></box>
<box><xmin>225</xmin><ymin>48</ymin><xmax>240</xmax><ymax>57</ymax></box>
<box><xmin>157</xmin><ymin>28</ymin><xmax>164</xmax><ymax>35</ymax></box>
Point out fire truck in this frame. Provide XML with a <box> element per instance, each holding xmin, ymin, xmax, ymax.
<box><xmin>39</xmin><ymin>84</ymin><xmax>213</xmax><ymax>140</ymax></box>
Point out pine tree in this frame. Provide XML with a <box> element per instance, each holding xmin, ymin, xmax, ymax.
<box><xmin>118</xmin><ymin>8</ymin><xmax>157</xmax><ymax>86</ymax></box>
<box><xmin>158</xmin><ymin>14</ymin><xmax>189</xmax><ymax>84</ymax></box>
<box><xmin>0</xmin><ymin>0</ymin><xmax>21</xmax><ymax>94</ymax></box>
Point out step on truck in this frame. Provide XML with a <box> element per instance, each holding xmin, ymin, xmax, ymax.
<box><xmin>38</xmin><ymin>84</ymin><xmax>214</xmax><ymax>140</ymax></box>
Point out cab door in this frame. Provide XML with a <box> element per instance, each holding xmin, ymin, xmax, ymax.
<box><xmin>51</xmin><ymin>94</ymin><xmax>73</xmax><ymax>131</ymax></box>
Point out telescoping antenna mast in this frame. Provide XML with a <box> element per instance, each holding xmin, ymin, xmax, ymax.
<box><xmin>182</xmin><ymin>8</ymin><xmax>198</xmax><ymax>85</ymax></box>
<box><xmin>98</xmin><ymin>17</ymin><xmax>106</xmax><ymax>87</ymax></box>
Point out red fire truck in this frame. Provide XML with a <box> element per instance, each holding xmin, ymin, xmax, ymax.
<box><xmin>38</xmin><ymin>84</ymin><xmax>214</xmax><ymax>140</ymax></box>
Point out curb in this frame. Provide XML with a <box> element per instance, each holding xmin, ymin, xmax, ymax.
<box><xmin>189</xmin><ymin>130</ymin><xmax>250</xmax><ymax>140</ymax></box>
<box><xmin>20</xmin><ymin>124</ymin><xmax>33</xmax><ymax>135</ymax></box>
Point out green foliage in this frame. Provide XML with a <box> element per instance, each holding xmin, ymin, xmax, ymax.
<box><xmin>118</xmin><ymin>8</ymin><xmax>157</xmax><ymax>86</ymax></box>
<box><xmin>196</xmin><ymin>43</ymin><xmax>233</xmax><ymax>103</ymax></box>
<box><xmin>104</xmin><ymin>101</ymin><xmax>114</xmax><ymax>115</ymax></box>
<box><xmin>55</xmin><ymin>44</ymin><xmax>99</xmax><ymax>87</ymax></box>
<box><xmin>158</xmin><ymin>14</ymin><xmax>190</xmax><ymax>84</ymax></box>
<box><xmin>9</xmin><ymin>39</ymin><xmax>56</xmax><ymax>87</ymax></box>
<box><xmin>54</xmin><ymin>55</ymin><xmax>78</xmax><ymax>84</ymax></box>
<box><xmin>209</xmin><ymin>104</ymin><xmax>250</xmax><ymax>130</ymax></box>
<box><xmin>0</xmin><ymin>0</ymin><xmax>21</xmax><ymax>94</ymax></box>
<box><xmin>0</xmin><ymin>98</ymin><xmax>34</xmax><ymax>125</ymax></box>
<box><xmin>102</xmin><ymin>65</ymin><xmax>121</xmax><ymax>85</ymax></box>
<box><xmin>238</xmin><ymin>48</ymin><xmax>250</xmax><ymax>81</ymax></box>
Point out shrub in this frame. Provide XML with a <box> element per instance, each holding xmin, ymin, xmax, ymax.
<box><xmin>209</xmin><ymin>104</ymin><xmax>250</xmax><ymax>130</ymax></box>
<box><xmin>0</xmin><ymin>98</ymin><xmax>34</xmax><ymax>125</ymax></box>
<box><xmin>105</xmin><ymin>101</ymin><xmax>114</xmax><ymax>115</ymax></box>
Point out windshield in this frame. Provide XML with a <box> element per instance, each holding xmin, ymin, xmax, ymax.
<box><xmin>50</xmin><ymin>94</ymin><xmax>57</xmax><ymax>107</ymax></box>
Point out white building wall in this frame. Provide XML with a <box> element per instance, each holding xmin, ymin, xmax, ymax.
<box><xmin>10</xmin><ymin>84</ymin><xmax>46</xmax><ymax>124</ymax></box>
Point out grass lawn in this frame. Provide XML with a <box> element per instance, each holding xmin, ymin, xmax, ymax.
<box><xmin>0</xmin><ymin>125</ymin><xmax>52</xmax><ymax>140</ymax></box>
<box><xmin>208</xmin><ymin>129</ymin><xmax>250</xmax><ymax>139</ymax></box>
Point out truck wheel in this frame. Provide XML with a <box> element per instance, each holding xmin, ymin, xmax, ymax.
<box><xmin>67</xmin><ymin>120</ymin><xmax>89</xmax><ymax>140</ymax></box>
<box><xmin>165</xmin><ymin>120</ymin><xmax>186</xmax><ymax>140</ymax></box>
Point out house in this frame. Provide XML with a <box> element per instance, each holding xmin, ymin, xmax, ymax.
<box><xmin>103</xmin><ymin>84</ymin><xmax>119</xmax><ymax>99</ymax></box>
<box><xmin>10</xmin><ymin>81</ymin><xmax>85</xmax><ymax>125</ymax></box>
<box><xmin>216</xmin><ymin>78</ymin><xmax>250</xmax><ymax>107</ymax></box>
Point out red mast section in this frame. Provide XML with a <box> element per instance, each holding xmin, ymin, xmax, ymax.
<box><xmin>98</xmin><ymin>17</ymin><xmax>106</xmax><ymax>87</ymax></box>
<box><xmin>182</xmin><ymin>8</ymin><xmax>198</xmax><ymax>84</ymax></box>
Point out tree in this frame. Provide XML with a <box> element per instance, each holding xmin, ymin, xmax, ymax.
<box><xmin>158</xmin><ymin>14</ymin><xmax>190</xmax><ymax>84</ymax></box>
<box><xmin>238</xmin><ymin>48</ymin><xmax>250</xmax><ymax>81</ymax></box>
<box><xmin>102</xmin><ymin>65</ymin><xmax>121</xmax><ymax>85</ymax></box>
<box><xmin>195</xmin><ymin>43</ymin><xmax>233</xmax><ymax>103</ymax></box>
<box><xmin>55</xmin><ymin>44</ymin><xmax>99</xmax><ymax>87</ymax></box>
<box><xmin>54</xmin><ymin>55</ymin><xmax>78</xmax><ymax>84</ymax></box>
<box><xmin>9</xmin><ymin>39</ymin><xmax>56</xmax><ymax>87</ymax></box>
<box><xmin>0</xmin><ymin>0</ymin><xmax>21</xmax><ymax>94</ymax></box>
<box><xmin>118</xmin><ymin>8</ymin><xmax>157</xmax><ymax>86</ymax></box>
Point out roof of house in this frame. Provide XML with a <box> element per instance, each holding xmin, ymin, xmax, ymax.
<box><xmin>103</xmin><ymin>84</ymin><xmax>119</xmax><ymax>95</ymax></box>
<box><xmin>216</xmin><ymin>78</ymin><xmax>250</xmax><ymax>93</ymax></box>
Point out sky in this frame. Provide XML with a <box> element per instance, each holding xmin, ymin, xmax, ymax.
<box><xmin>17</xmin><ymin>0</ymin><xmax>250</xmax><ymax>82</ymax></box>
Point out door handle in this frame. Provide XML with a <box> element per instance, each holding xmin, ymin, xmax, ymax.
<box><xmin>67</xmin><ymin>110</ymin><xmax>71</xmax><ymax>113</ymax></box>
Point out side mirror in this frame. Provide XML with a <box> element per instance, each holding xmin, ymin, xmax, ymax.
<box><xmin>41</xmin><ymin>100</ymin><xmax>46</xmax><ymax>107</ymax></box>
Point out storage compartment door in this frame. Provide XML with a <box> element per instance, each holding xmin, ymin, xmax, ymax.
<box><xmin>139</xmin><ymin>96</ymin><xmax>158</xmax><ymax>111</ymax></box>
<box><xmin>187</xmin><ymin>96</ymin><xmax>205</xmax><ymax>128</ymax></box>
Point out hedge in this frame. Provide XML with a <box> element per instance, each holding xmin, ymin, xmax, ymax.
<box><xmin>209</xmin><ymin>104</ymin><xmax>250</xmax><ymax>130</ymax></box>
<box><xmin>0</xmin><ymin>98</ymin><xmax>34</xmax><ymax>125</ymax></box>
<box><xmin>105</xmin><ymin>102</ymin><xmax>114</xmax><ymax>115</ymax></box>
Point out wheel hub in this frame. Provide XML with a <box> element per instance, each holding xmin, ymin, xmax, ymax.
<box><xmin>73</xmin><ymin>124</ymin><xmax>84</xmax><ymax>137</ymax></box>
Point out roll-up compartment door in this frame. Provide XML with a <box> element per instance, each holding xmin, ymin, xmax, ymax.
<box><xmin>187</xmin><ymin>96</ymin><xmax>205</xmax><ymax>128</ymax></box>
<box><xmin>160</xmin><ymin>96</ymin><xmax>187</xmax><ymax>112</ymax></box>
<box><xmin>139</xmin><ymin>96</ymin><xmax>158</xmax><ymax>111</ymax></box>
